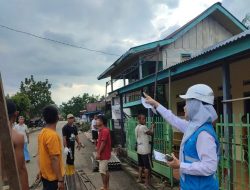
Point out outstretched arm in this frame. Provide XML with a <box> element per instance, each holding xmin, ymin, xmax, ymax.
<box><xmin>144</xmin><ymin>93</ymin><xmax>188</xmax><ymax>133</ymax></box>
<box><xmin>156</xmin><ymin>105</ymin><xmax>188</xmax><ymax>133</ymax></box>
<box><xmin>145</xmin><ymin>123</ymin><xmax>156</xmax><ymax>135</ymax></box>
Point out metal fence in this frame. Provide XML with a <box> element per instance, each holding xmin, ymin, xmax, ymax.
<box><xmin>124</xmin><ymin>114</ymin><xmax>250</xmax><ymax>189</ymax></box>
<box><xmin>124</xmin><ymin>117</ymin><xmax>174</xmax><ymax>186</ymax></box>
<box><xmin>216</xmin><ymin>114</ymin><xmax>250</xmax><ymax>190</ymax></box>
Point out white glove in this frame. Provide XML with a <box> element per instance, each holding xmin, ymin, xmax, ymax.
<box><xmin>64</xmin><ymin>147</ymin><xmax>70</xmax><ymax>155</ymax></box>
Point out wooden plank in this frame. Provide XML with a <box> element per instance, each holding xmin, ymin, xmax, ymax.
<box><xmin>174</xmin><ymin>37</ymin><xmax>183</xmax><ymax>49</ymax></box>
<box><xmin>196</xmin><ymin>21</ymin><xmax>203</xmax><ymax>49</ymax></box>
<box><xmin>216</xmin><ymin>19</ymin><xmax>232</xmax><ymax>42</ymax></box>
<box><xmin>207</xmin><ymin>17</ymin><xmax>214</xmax><ymax>47</ymax></box>
<box><xmin>0</xmin><ymin>73</ymin><xmax>21</xmax><ymax>190</ymax></box>
<box><xmin>210</xmin><ymin>17</ymin><xmax>218</xmax><ymax>45</ymax></box>
<box><xmin>182</xmin><ymin>30</ymin><xmax>190</xmax><ymax>49</ymax></box>
<box><xmin>222</xmin><ymin>96</ymin><xmax>250</xmax><ymax>103</ymax></box>
<box><xmin>189</xmin><ymin>25</ymin><xmax>197</xmax><ymax>49</ymax></box>
<box><xmin>202</xmin><ymin>18</ymin><xmax>210</xmax><ymax>48</ymax></box>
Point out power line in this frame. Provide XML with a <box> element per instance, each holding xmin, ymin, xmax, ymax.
<box><xmin>0</xmin><ymin>24</ymin><xmax>120</xmax><ymax>57</ymax></box>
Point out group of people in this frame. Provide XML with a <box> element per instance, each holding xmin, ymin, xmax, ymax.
<box><xmin>5</xmin><ymin>83</ymin><xmax>235</xmax><ymax>190</ymax></box>
<box><xmin>37</xmin><ymin>108</ymin><xmax>111</xmax><ymax>190</ymax></box>
<box><xmin>5</xmin><ymin>100</ymin><xmax>112</xmax><ymax>190</ymax></box>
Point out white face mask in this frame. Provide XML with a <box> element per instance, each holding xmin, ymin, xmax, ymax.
<box><xmin>185</xmin><ymin>99</ymin><xmax>218</xmax><ymax>123</ymax></box>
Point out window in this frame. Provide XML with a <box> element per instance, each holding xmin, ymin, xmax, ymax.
<box><xmin>142</xmin><ymin>61</ymin><xmax>163</xmax><ymax>78</ymax></box>
<box><xmin>181</xmin><ymin>53</ymin><xmax>191</xmax><ymax>62</ymax></box>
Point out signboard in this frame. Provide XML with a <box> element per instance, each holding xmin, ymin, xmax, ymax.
<box><xmin>112</xmin><ymin>105</ymin><xmax>121</xmax><ymax>119</ymax></box>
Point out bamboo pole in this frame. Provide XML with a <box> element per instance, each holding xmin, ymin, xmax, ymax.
<box><xmin>222</xmin><ymin>96</ymin><xmax>250</xmax><ymax>103</ymax></box>
<box><xmin>0</xmin><ymin>73</ymin><xmax>21</xmax><ymax>190</ymax></box>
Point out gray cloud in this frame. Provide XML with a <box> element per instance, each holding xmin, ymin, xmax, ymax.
<box><xmin>0</xmin><ymin>0</ymin><xmax>247</xmax><ymax>105</ymax></box>
<box><xmin>222</xmin><ymin>0</ymin><xmax>250</xmax><ymax>21</ymax></box>
<box><xmin>43</xmin><ymin>31</ymin><xmax>75</xmax><ymax>45</ymax></box>
<box><xmin>160</xmin><ymin>24</ymin><xmax>180</xmax><ymax>39</ymax></box>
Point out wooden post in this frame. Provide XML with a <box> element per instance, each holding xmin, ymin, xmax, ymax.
<box><xmin>111</xmin><ymin>78</ymin><xmax>113</xmax><ymax>92</ymax></box>
<box><xmin>139</xmin><ymin>57</ymin><xmax>143</xmax><ymax>80</ymax></box>
<box><xmin>123</xmin><ymin>76</ymin><xmax>126</xmax><ymax>86</ymax></box>
<box><xmin>104</xmin><ymin>81</ymin><xmax>108</xmax><ymax>115</ymax></box>
<box><xmin>222</xmin><ymin>63</ymin><xmax>233</xmax><ymax>190</ymax></box>
<box><xmin>119</xmin><ymin>94</ymin><xmax>125</xmax><ymax>147</ymax></box>
<box><xmin>153</xmin><ymin>45</ymin><xmax>160</xmax><ymax>99</ymax></box>
<box><xmin>0</xmin><ymin>73</ymin><xmax>21</xmax><ymax>190</ymax></box>
<box><xmin>0</xmin><ymin>142</ymin><xmax>2</xmax><ymax>188</ymax></box>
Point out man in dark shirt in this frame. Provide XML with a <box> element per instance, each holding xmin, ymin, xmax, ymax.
<box><xmin>62</xmin><ymin>114</ymin><xmax>82</xmax><ymax>174</ymax></box>
<box><xmin>96</xmin><ymin>115</ymin><xmax>111</xmax><ymax>190</ymax></box>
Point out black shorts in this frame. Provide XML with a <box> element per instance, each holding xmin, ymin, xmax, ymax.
<box><xmin>42</xmin><ymin>177</ymin><xmax>58</xmax><ymax>190</ymax></box>
<box><xmin>138</xmin><ymin>154</ymin><xmax>151</xmax><ymax>169</ymax></box>
<box><xmin>92</xmin><ymin>130</ymin><xmax>98</xmax><ymax>140</ymax></box>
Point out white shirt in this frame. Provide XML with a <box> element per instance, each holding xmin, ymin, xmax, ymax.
<box><xmin>91</xmin><ymin>119</ymin><xmax>97</xmax><ymax>131</ymax></box>
<box><xmin>14</xmin><ymin>124</ymin><xmax>29</xmax><ymax>143</ymax></box>
<box><xmin>156</xmin><ymin>105</ymin><xmax>218</xmax><ymax>176</ymax></box>
<box><xmin>135</xmin><ymin>124</ymin><xmax>151</xmax><ymax>155</ymax></box>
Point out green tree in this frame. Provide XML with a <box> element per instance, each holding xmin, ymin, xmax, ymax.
<box><xmin>60</xmin><ymin>93</ymin><xmax>99</xmax><ymax>118</ymax></box>
<box><xmin>20</xmin><ymin>75</ymin><xmax>54</xmax><ymax>117</ymax></box>
<box><xmin>11</xmin><ymin>92</ymin><xmax>31</xmax><ymax>119</ymax></box>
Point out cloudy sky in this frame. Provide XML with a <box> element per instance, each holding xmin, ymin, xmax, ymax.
<box><xmin>0</xmin><ymin>0</ymin><xmax>249</xmax><ymax>105</ymax></box>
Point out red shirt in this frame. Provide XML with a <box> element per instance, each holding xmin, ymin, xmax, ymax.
<box><xmin>97</xmin><ymin>127</ymin><xmax>111</xmax><ymax>160</ymax></box>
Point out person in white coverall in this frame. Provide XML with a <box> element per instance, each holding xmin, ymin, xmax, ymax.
<box><xmin>144</xmin><ymin>84</ymin><xmax>219</xmax><ymax>190</ymax></box>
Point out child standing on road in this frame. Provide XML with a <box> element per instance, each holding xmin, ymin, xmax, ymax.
<box><xmin>135</xmin><ymin>114</ymin><xmax>155</xmax><ymax>187</ymax></box>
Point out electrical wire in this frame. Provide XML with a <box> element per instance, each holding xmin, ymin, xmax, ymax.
<box><xmin>0</xmin><ymin>24</ymin><xmax>120</xmax><ymax>57</ymax></box>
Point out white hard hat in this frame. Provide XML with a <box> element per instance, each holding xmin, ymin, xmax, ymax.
<box><xmin>179</xmin><ymin>84</ymin><xmax>214</xmax><ymax>105</ymax></box>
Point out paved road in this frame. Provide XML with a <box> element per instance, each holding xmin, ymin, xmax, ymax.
<box><xmin>25</xmin><ymin>127</ymin><xmax>40</xmax><ymax>187</ymax></box>
<box><xmin>26</xmin><ymin>121</ymin><xmax>140</xmax><ymax>190</ymax></box>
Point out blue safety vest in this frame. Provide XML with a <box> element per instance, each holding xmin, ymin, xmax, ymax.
<box><xmin>180</xmin><ymin>123</ymin><xmax>219</xmax><ymax>190</ymax></box>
